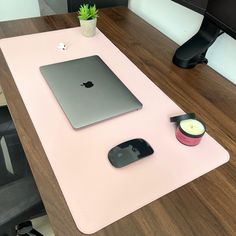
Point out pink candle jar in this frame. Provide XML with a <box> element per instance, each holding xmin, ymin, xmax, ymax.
<box><xmin>170</xmin><ymin>114</ymin><xmax>206</xmax><ymax>146</ymax></box>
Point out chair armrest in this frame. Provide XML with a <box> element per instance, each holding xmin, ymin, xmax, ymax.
<box><xmin>0</xmin><ymin>106</ymin><xmax>16</xmax><ymax>138</ymax></box>
<box><xmin>0</xmin><ymin>177</ymin><xmax>43</xmax><ymax>226</ymax></box>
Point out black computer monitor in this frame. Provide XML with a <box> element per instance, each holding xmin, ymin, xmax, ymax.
<box><xmin>172</xmin><ymin>0</ymin><xmax>236</xmax><ymax>68</ymax></box>
<box><xmin>172</xmin><ymin>0</ymin><xmax>208</xmax><ymax>14</ymax></box>
<box><xmin>205</xmin><ymin>0</ymin><xmax>236</xmax><ymax>40</ymax></box>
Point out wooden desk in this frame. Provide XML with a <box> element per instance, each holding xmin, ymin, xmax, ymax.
<box><xmin>0</xmin><ymin>7</ymin><xmax>235</xmax><ymax>236</ymax></box>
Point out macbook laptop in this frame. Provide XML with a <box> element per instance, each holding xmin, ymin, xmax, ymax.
<box><xmin>40</xmin><ymin>55</ymin><xmax>142</xmax><ymax>129</ymax></box>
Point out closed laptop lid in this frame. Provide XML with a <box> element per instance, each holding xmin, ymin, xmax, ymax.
<box><xmin>39</xmin><ymin>55</ymin><xmax>142</xmax><ymax>129</ymax></box>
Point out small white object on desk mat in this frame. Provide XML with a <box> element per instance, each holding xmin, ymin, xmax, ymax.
<box><xmin>0</xmin><ymin>28</ymin><xmax>229</xmax><ymax>234</ymax></box>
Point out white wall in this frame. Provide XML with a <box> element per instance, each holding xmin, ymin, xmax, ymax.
<box><xmin>129</xmin><ymin>0</ymin><xmax>236</xmax><ymax>84</ymax></box>
<box><xmin>0</xmin><ymin>0</ymin><xmax>40</xmax><ymax>21</ymax></box>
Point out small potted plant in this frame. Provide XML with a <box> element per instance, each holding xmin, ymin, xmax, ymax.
<box><xmin>78</xmin><ymin>4</ymin><xmax>98</xmax><ymax>37</ymax></box>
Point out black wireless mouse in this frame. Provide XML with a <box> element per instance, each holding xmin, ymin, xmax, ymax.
<box><xmin>108</xmin><ymin>138</ymin><xmax>154</xmax><ymax>168</ymax></box>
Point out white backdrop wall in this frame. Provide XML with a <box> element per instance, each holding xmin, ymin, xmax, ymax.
<box><xmin>0</xmin><ymin>0</ymin><xmax>40</xmax><ymax>21</ymax></box>
<box><xmin>129</xmin><ymin>0</ymin><xmax>236</xmax><ymax>84</ymax></box>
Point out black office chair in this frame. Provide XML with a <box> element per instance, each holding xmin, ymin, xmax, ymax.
<box><xmin>0</xmin><ymin>106</ymin><xmax>45</xmax><ymax>236</ymax></box>
<box><xmin>67</xmin><ymin>0</ymin><xmax>128</xmax><ymax>12</ymax></box>
<box><xmin>0</xmin><ymin>106</ymin><xmax>15</xmax><ymax>138</ymax></box>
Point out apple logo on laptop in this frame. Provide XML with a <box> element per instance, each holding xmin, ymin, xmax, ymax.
<box><xmin>81</xmin><ymin>81</ymin><xmax>94</xmax><ymax>88</ymax></box>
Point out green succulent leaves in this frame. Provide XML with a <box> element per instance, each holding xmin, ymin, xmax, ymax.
<box><xmin>78</xmin><ymin>4</ymin><xmax>98</xmax><ymax>20</ymax></box>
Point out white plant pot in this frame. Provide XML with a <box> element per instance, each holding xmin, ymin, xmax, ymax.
<box><xmin>80</xmin><ymin>18</ymin><xmax>97</xmax><ymax>37</ymax></box>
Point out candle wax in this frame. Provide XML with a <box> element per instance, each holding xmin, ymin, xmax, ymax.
<box><xmin>179</xmin><ymin>119</ymin><xmax>205</xmax><ymax>136</ymax></box>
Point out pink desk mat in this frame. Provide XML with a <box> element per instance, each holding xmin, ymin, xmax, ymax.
<box><xmin>0</xmin><ymin>28</ymin><xmax>229</xmax><ymax>234</ymax></box>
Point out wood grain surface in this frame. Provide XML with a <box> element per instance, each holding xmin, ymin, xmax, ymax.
<box><xmin>0</xmin><ymin>7</ymin><xmax>235</xmax><ymax>236</ymax></box>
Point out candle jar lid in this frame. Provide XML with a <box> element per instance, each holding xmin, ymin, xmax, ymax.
<box><xmin>170</xmin><ymin>113</ymin><xmax>196</xmax><ymax>123</ymax></box>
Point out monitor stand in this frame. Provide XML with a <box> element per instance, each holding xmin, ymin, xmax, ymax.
<box><xmin>172</xmin><ymin>17</ymin><xmax>221</xmax><ymax>68</ymax></box>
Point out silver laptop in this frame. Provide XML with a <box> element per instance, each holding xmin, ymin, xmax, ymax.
<box><xmin>40</xmin><ymin>55</ymin><xmax>142</xmax><ymax>129</ymax></box>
